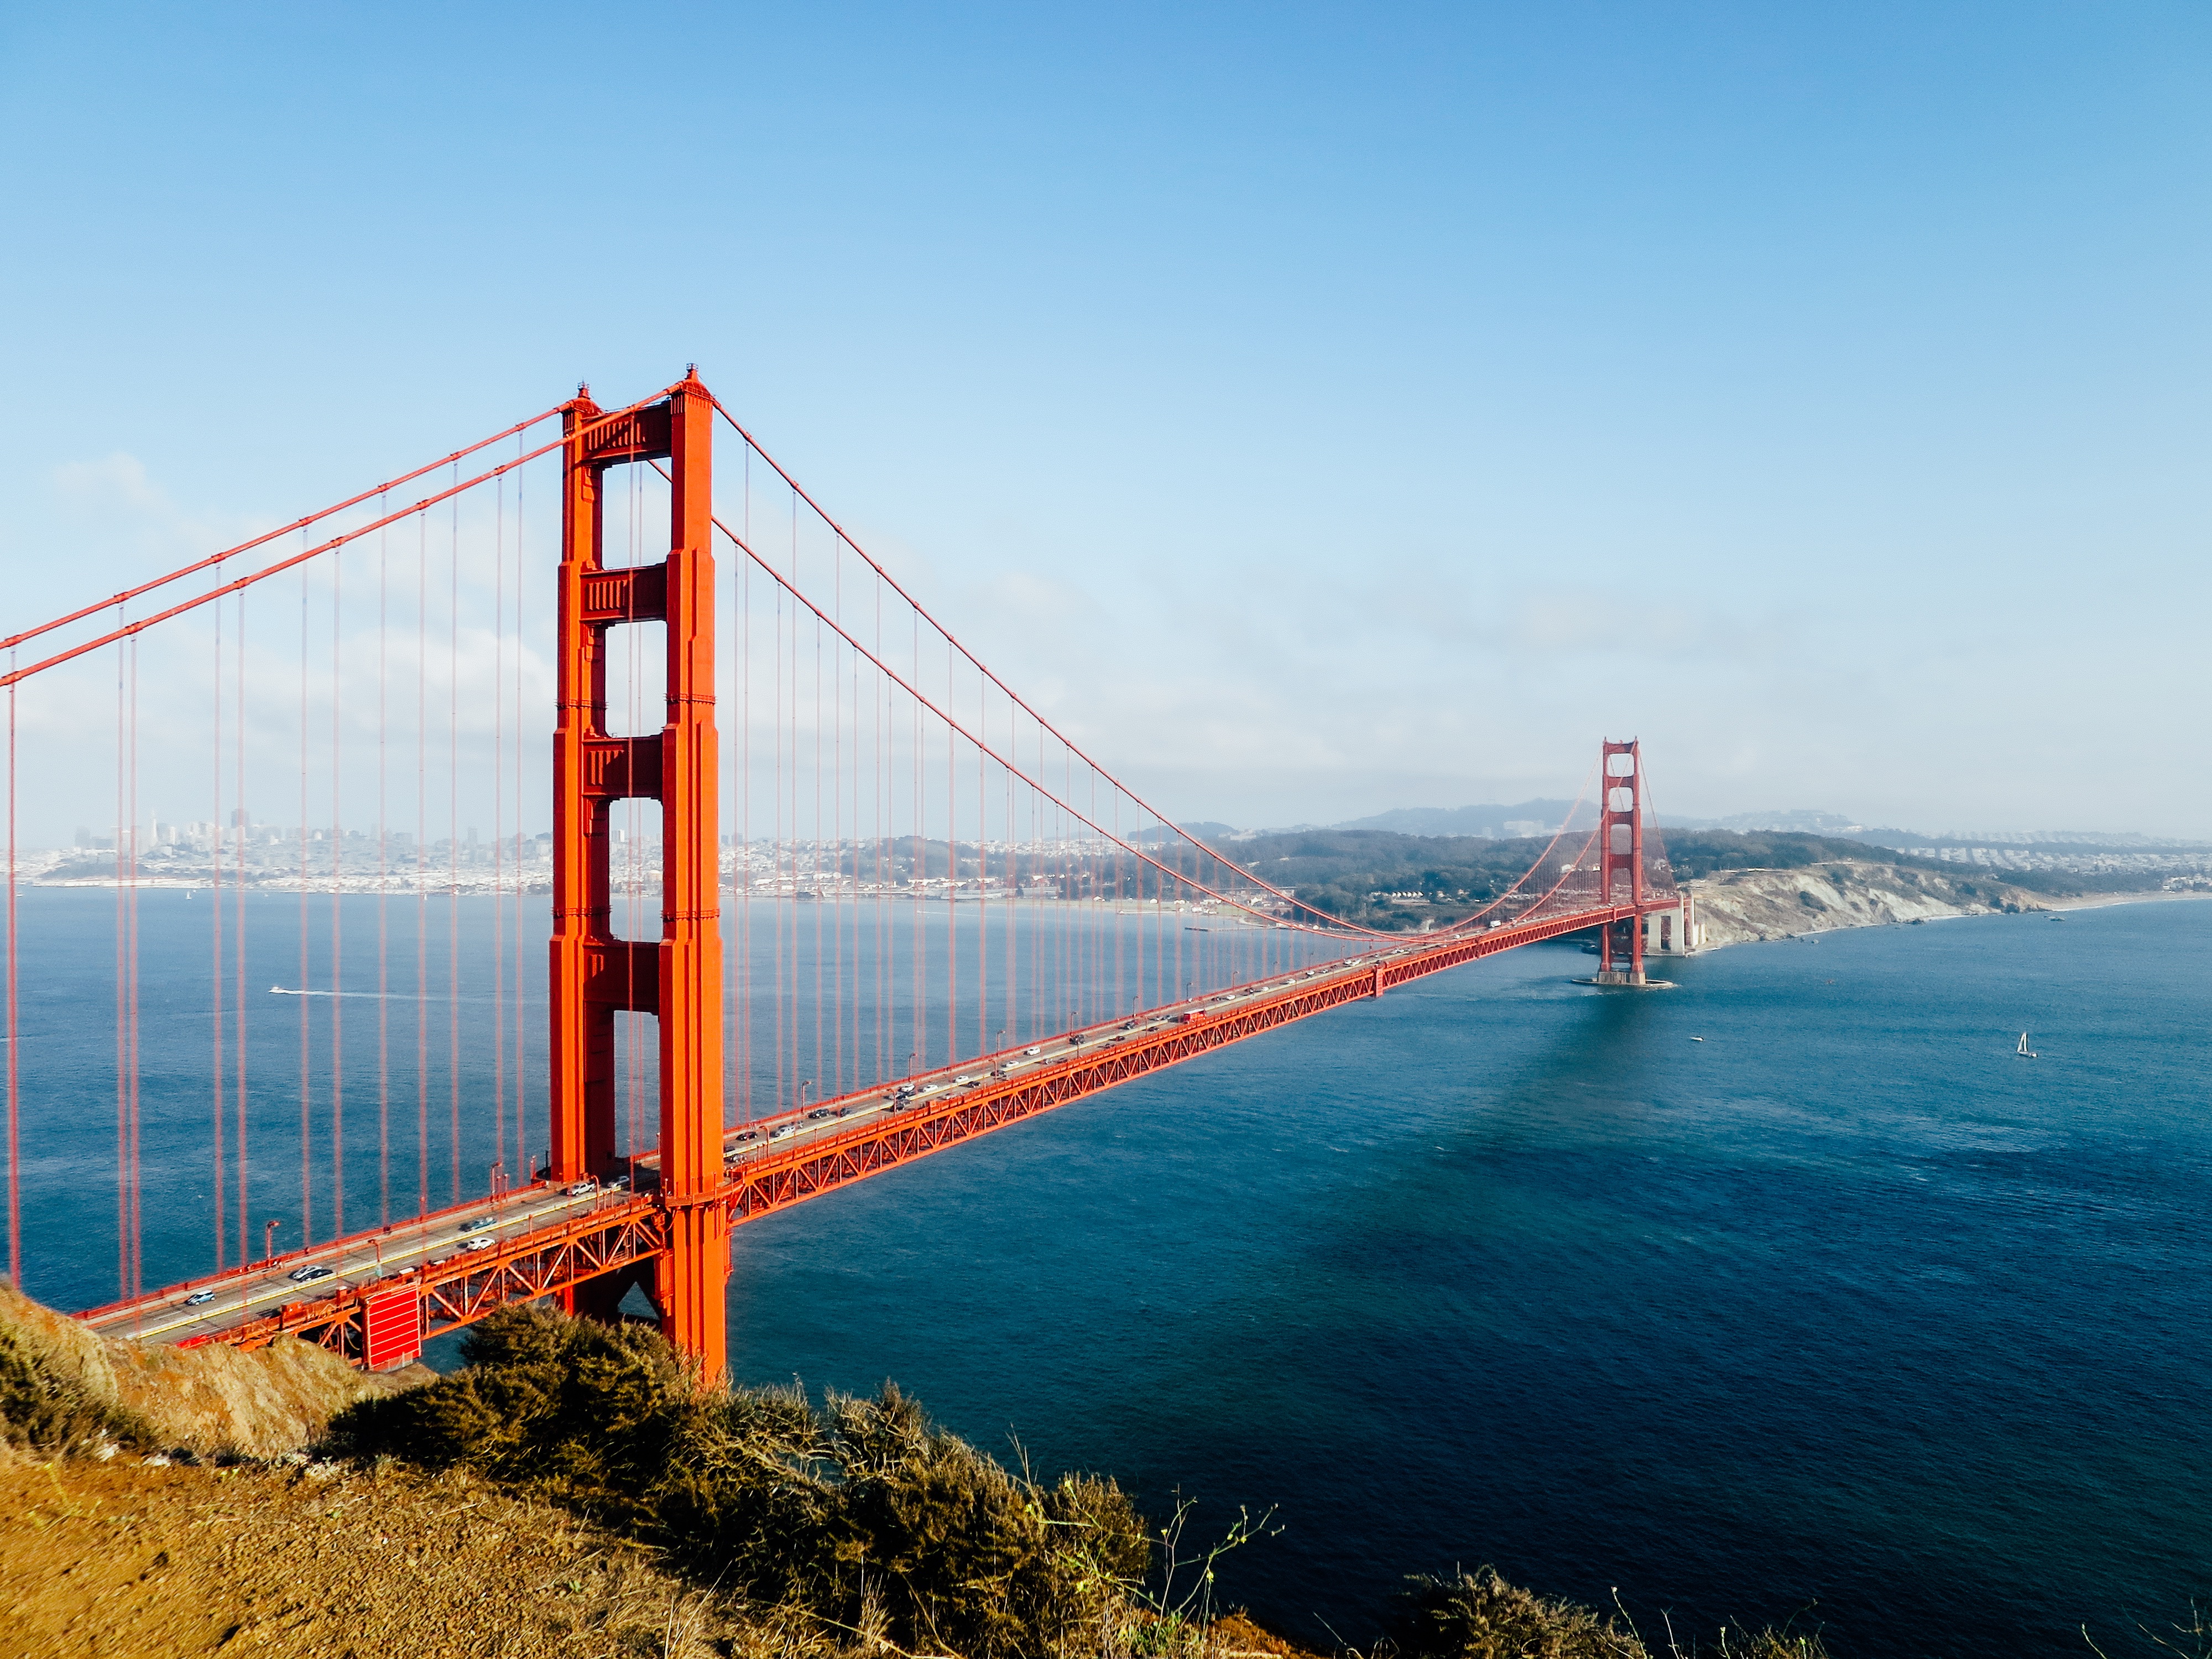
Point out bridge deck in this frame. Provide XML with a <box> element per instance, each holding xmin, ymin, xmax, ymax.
<box><xmin>78</xmin><ymin>900</ymin><xmax>1671</xmax><ymax>1361</ymax></box>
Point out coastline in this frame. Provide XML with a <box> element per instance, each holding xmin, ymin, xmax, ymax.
<box><xmin>1681</xmin><ymin>859</ymin><xmax>2208</xmax><ymax>952</ymax></box>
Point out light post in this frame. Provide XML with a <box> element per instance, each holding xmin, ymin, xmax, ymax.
<box><xmin>263</xmin><ymin>1219</ymin><xmax>282</xmax><ymax>1268</ymax></box>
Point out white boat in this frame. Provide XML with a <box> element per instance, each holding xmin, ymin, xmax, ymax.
<box><xmin>2016</xmin><ymin>1031</ymin><xmax>2038</xmax><ymax>1059</ymax></box>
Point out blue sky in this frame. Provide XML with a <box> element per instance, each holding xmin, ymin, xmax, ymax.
<box><xmin>3</xmin><ymin>3</ymin><xmax>2206</xmax><ymax>833</ymax></box>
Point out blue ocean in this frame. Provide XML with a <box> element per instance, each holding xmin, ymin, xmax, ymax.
<box><xmin>727</xmin><ymin>901</ymin><xmax>2212</xmax><ymax>1656</ymax></box>
<box><xmin>12</xmin><ymin>891</ymin><xmax>2210</xmax><ymax>1653</ymax></box>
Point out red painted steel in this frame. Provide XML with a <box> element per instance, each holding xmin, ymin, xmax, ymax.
<box><xmin>550</xmin><ymin>373</ymin><xmax>728</xmax><ymax>1378</ymax></box>
<box><xmin>1599</xmin><ymin>738</ymin><xmax>1648</xmax><ymax>982</ymax></box>
<box><xmin>362</xmin><ymin>1287</ymin><xmax>422</xmax><ymax>1371</ymax></box>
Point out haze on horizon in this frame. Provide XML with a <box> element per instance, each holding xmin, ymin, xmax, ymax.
<box><xmin>1</xmin><ymin>5</ymin><xmax>2204</xmax><ymax>838</ymax></box>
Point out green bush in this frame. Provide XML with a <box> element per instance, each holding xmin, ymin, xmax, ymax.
<box><xmin>1389</xmin><ymin>1568</ymin><xmax>1648</xmax><ymax>1659</ymax></box>
<box><xmin>328</xmin><ymin>1305</ymin><xmax>1147</xmax><ymax>1658</ymax></box>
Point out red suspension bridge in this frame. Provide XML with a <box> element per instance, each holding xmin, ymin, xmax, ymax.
<box><xmin>2</xmin><ymin>372</ymin><xmax>1694</xmax><ymax>1380</ymax></box>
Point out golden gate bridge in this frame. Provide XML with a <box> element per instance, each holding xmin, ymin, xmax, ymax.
<box><xmin>2</xmin><ymin>372</ymin><xmax>1692</xmax><ymax>1380</ymax></box>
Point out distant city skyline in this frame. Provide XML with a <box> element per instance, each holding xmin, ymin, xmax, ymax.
<box><xmin>2</xmin><ymin>5</ymin><xmax>2204</xmax><ymax>834</ymax></box>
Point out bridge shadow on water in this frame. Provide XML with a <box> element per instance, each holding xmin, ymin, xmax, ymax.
<box><xmin>728</xmin><ymin>906</ymin><xmax>2212</xmax><ymax>1659</ymax></box>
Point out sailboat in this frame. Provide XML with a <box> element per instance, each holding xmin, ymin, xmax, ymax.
<box><xmin>2016</xmin><ymin>1031</ymin><xmax>2038</xmax><ymax>1060</ymax></box>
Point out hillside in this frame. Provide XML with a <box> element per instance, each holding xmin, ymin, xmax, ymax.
<box><xmin>1192</xmin><ymin>826</ymin><xmax>2182</xmax><ymax>935</ymax></box>
<box><xmin>1684</xmin><ymin>860</ymin><xmax>2046</xmax><ymax>948</ymax></box>
<box><xmin>1</xmin><ymin>1281</ymin><xmax>420</xmax><ymax>1459</ymax></box>
<box><xmin>0</xmin><ymin>1452</ymin><xmax>749</xmax><ymax>1659</ymax></box>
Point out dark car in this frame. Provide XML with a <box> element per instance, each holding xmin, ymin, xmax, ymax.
<box><xmin>288</xmin><ymin>1264</ymin><xmax>335</xmax><ymax>1284</ymax></box>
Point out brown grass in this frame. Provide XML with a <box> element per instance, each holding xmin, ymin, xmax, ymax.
<box><xmin>0</xmin><ymin>1280</ymin><xmax>414</xmax><ymax>1459</ymax></box>
<box><xmin>0</xmin><ymin>1444</ymin><xmax>774</xmax><ymax>1658</ymax></box>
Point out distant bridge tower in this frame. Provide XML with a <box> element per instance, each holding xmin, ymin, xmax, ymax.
<box><xmin>1595</xmin><ymin>738</ymin><xmax>1647</xmax><ymax>986</ymax></box>
<box><xmin>549</xmin><ymin>372</ymin><xmax>728</xmax><ymax>1378</ymax></box>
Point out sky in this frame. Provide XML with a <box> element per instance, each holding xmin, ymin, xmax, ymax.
<box><xmin>2</xmin><ymin>3</ymin><xmax>2206</xmax><ymax>837</ymax></box>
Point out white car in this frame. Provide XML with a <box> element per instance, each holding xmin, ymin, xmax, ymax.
<box><xmin>769</xmin><ymin>1124</ymin><xmax>797</xmax><ymax>1140</ymax></box>
<box><xmin>185</xmin><ymin>1288</ymin><xmax>216</xmax><ymax>1306</ymax></box>
<box><xmin>565</xmin><ymin>1180</ymin><xmax>598</xmax><ymax>1198</ymax></box>
<box><xmin>1022</xmin><ymin>1046</ymin><xmax>1043</xmax><ymax>1057</ymax></box>
<box><xmin>460</xmin><ymin>1235</ymin><xmax>498</xmax><ymax>1253</ymax></box>
<box><xmin>952</xmin><ymin>1075</ymin><xmax>980</xmax><ymax>1087</ymax></box>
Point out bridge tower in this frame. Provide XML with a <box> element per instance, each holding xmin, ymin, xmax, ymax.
<box><xmin>549</xmin><ymin>372</ymin><xmax>728</xmax><ymax>1379</ymax></box>
<box><xmin>1595</xmin><ymin>738</ymin><xmax>1646</xmax><ymax>986</ymax></box>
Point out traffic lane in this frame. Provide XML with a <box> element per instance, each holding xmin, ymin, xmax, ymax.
<box><xmin>100</xmin><ymin>1184</ymin><xmax>620</xmax><ymax>1343</ymax></box>
<box><xmin>713</xmin><ymin>961</ymin><xmax>1396</xmax><ymax>1166</ymax></box>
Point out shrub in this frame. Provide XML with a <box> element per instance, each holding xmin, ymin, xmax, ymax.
<box><xmin>328</xmin><ymin>1306</ymin><xmax>1147</xmax><ymax>1658</ymax></box>
<box><xmin>1388</xmin><ymin>1568</ymin><xmax>1648</xmax><ymax>1659</ymax></box>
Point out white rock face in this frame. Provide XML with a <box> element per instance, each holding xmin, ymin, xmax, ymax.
<box><xmin>1683</xmin><ymin>860</ymin><xmax>2040</xmax><ymax>948</ymax></box>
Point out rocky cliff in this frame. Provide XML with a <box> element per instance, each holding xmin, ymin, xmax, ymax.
<box><xmin>1684</xmin><ymin>860</ymin><xmax>2043</xmax><ymax>949</ymax></box>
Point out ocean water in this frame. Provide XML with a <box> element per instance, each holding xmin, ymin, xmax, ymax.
<box><xmin>12</xmin><ymin>890</ymin><xmax>2211</xmax><ymax>1653</ymax></box>
<box><xmin>725</xmin><ymin>901</ymin><xmax>2212</xmax><ymax>1657</ymax></box>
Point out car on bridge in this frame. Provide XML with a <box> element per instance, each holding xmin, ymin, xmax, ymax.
<box><xmin>565</xmin><ymin>1179</ymin><xmax>598</xmax><ymax>1198</ymax></box>
<box><xmin>1022</xmin><ymin>1046</ymin><xmax>1042</xmax><ymax>1056</ymax></box>
<box><xmin>185</xmin><ymin>1288</ymin><xmax>216</xmax><ymax>1306</ymax></box>
<box><xmin>733</xmin><ymin>1129</ymin><xmax>761</xmax><ymax>1142</ymax></box>
<box><xmin>461</xmin><ymin>1235</ymin><xmax>497</xmax><ymax>1253</ymax></box>
<box><xmin>288</xmin><ymin>1264</ymin><xmax>334</xmax><ymax>1284</ymax></box>
<box><xmin>807</xmin><ymin>1108</ymin><xmax>834</xmax><ymax>1120</ymax></box>
<box><xmin>770</xmin><ymin>1124</ymin><xmax>797</xmax><ymax>1140</ymax></box>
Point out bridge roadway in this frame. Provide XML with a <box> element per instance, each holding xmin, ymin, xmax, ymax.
<box><xmin>77</xmin><ymin>899</ymin><xmax>1669</xmax><ymax>1363</ymax></box>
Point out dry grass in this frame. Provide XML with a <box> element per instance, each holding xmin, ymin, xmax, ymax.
<box><xmin>0</xmin><ymin>1443</ymin><xmax>776</xmax><ymax>1658</ymax></box>
<box><xmin>0</xmin><ymin>1280</ymin><xmax>412</xmax><ymax>1460</ymax></box>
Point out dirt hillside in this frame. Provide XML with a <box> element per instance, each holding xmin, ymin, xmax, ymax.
<box><xmin>1</xmin><ymin>1281</ymin><xmax>424</xmax><ymax>1458</ymax></box>
<box><xmin>0</xmin><ymin>1447</ymin><xmax>763</xmax><ymax>1658</ymax></box>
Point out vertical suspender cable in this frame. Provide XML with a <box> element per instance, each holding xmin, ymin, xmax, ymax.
<box><xmin>211</xmin><ymin>606</ymin><xmax>226</xmax><ymax>1269</ymax></box>
<box><xmin>234</xmin><ymin>593</ymin><xmax>249</xmax><ymax>1269</ymax></box>
<box><xmin>493</xmin><ymin>475</ymin><xmax>506</xmax><ymax>1184</ymax></box>
<box><xmin>128</xmin><ymin>637</ymin><xmax>142</xmax><ymax>1297</ymax></box>
<box><xmin>739</xmin><ymin>546</ymin><xmax>751</xmax><ymax>1122</ymax></box>
<box><xmin>514</xmin><ymin>442</ymin><xmax>528</xmax><ymax>1172</ymax></box>
<box><xmin>447</xmin><ymin>466</ymin><xmax>461</xmax><ymax>1203</ymax></box>
<box><xmin>945</xmin><ymin>631</ymin><xmax>955</xmax><ymax>1066</ymax></box>
<box><xmin>6</xmin><ymin>669</ymin><xmax>18</xmax><ymax>1288</ymax></box>
<box><xmin>114</xmin><ymin>628</ymin><xmax>127</xmax><ymax>1296</ymax></box>
<box><xmin>330</xmin><ymin>547</ymin><xmax>344</xmax><ymax>1237</ymax></box>
<box><xmin>298</xmin><ymin>563</ymin><xmax>312</xmax><ymax>1245</ymax></box>
<box><xmin>415</xmin><ymin>512</ymin><xmax>429</xmax><ymax>1214</ymax></box>
<box><xmin>378</xmin><ymin>498</ymin><xmax>390</xmax><ymax>1225</ymax></box>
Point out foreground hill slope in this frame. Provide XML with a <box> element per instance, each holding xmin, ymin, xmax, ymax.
<box><xmin>0</xmin><ymin>1451</ymin><xmax>753</xmax><ymax>1659</ymax></box>
<box><xmin>0</xmin><ymin>1280</ymin><xmax>420</xmax><ymax>1459</ymax></box>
